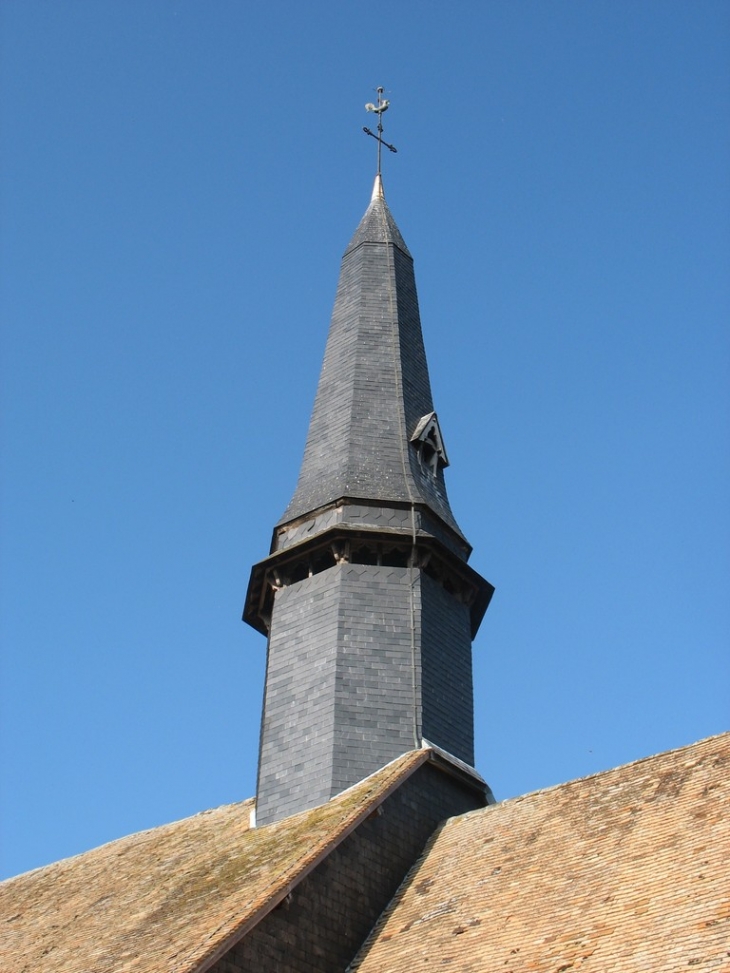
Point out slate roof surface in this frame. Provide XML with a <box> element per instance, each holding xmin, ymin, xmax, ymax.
<box><xmin>279</xmin><ymin>190</ymin><xmax>465</xmax><ymax>540</ymax></box>
<box><xmin>350</xmin><ymin>732</ymin><xmax>730</xmax><ymax>973</ymax></box>
<box><xmin>343</xmin><ymin>189</ymin><xmax>411</xmax><ymax>257</ymax></box>
<box><xmin>0</xmin><ymin>749</ymin><xmax>429</xmax><ymax>973</ymax></box>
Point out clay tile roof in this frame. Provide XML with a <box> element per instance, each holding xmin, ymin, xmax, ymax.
<box><xmin>350</xmin><ymin>732</ymin><xmax>730</xmax><ymax>973</ymax></box>
<box><xmin>0</xmin><ymin>749</ymin><xmax>429</xmax><ymax>973</ymax></box>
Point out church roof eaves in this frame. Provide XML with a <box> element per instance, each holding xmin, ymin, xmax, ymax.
<box><xmin>0</xmin><ymin>749</ymin><xmax>430</xmax><ymax>973</ymax></box>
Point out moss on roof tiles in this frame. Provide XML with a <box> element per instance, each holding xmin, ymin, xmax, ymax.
<box><xmin>4</xmin><ymin>736</ymin><xmax>726</xmax><ymax>973</ymax></box>
<box><xmin>0</xmin><ymin>749</ymin><xmax>428</xmax><ymax>973</ymax></box>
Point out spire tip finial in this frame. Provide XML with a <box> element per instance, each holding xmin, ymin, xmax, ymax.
<box><xmin>371</xmin><ymin>173</ymin><xmax>384</xmax><ymax>202</ymax></box>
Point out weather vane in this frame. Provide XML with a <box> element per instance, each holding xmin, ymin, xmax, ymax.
<box><xmin>363</xmin><ymin>87</ymin><xmax>397</xmax><ymax>175</ymax></box>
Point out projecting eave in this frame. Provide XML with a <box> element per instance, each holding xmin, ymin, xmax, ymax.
<box><xmin>243</xmin><ymin>522</ymin><xmax>493</xmax><ymax>639</ymax></box>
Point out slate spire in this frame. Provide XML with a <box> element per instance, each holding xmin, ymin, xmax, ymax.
<box><xmin>279</xmin><ymin>177</ymin><xmax>464</xmax><ymax>540</ymax></box>
<box><xmin>244</xmin><ymin>179</ymin><xmax>493</xmax><ymax>826</ymax></box>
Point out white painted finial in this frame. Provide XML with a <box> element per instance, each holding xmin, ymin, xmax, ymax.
<box><xmin>371</xmin><ymin>173</ymin><xmax>384</xmax><ymax>202</ymax></box>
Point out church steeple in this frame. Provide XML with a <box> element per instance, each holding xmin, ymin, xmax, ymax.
<box><xmin>278</xmin><ymin>179</ymin><xmax>465</xmax><ymax>542</ymax></box>
<box><xmin>244</xmin><ymin>105</ymin><xmax>492</xmax><ymax>826</ymax></box>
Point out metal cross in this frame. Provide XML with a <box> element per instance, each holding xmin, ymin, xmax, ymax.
<box><xmin>363</xmin><ymin>86</ymin><xmax>398</xmax><ymax>174</ymax></box>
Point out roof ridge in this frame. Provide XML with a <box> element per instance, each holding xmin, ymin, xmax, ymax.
<box><xmin>464</xmin><ymin>731</ymin><xmax>730</xmax><ymax>813</ymax></box>
<box><xmin>347</xmin><ymin>732</ymin><xmax>730</xmax><ymax>973</ymax></box>
<box><xmin>0</xmin><ymin>797</ymin><xmax>258</xmax><ymax>885</ymax></box>
<box><xmin>187</xmin><ymin>750</ymin><xmax>430</xmax><ymax>973</ymax></box>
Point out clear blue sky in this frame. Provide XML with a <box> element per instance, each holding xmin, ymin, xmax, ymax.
<box><xmin>1</xmin><ymin>1</ymin><xmax>728</xmax><ymax>880</ymax></box>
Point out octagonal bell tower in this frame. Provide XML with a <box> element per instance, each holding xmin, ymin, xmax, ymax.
<box><xmin>244</xmin><ymin>174</ymin><xmax>493</xmax><ymax>826</ymax></box>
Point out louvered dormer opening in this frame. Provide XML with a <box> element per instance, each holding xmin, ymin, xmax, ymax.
<box><xmin>411</xmin><ymin>412</ymin><xmax>449</xmax><ymax>475</ymax></box>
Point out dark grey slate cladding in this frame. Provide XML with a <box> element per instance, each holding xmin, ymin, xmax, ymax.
<box><xmin>256</xmin><ymin>572</ymin><xmax>340</xmax><ymax>825</ymax></box>
<box><xmin>330</xmin><ymin>564</ymin><xmax>419</xmax><ymax>796</ymax></box>
<box><xmin>211</xmin><ymin>763</ymin><xmax>483</xmax><ymax>973</ymax></box>
<box><xmin>274</xmin><ymin>502</ymin><xmax>469</xmax><ymax>560</ymax></box>
<box><xmin>278</xmin><ymin>195</ymin><xmax>464</xmax><ymax>540</ymax></box>
<box><xmin>343</xmin><ymin>194</ymin><xmax>412</xmax><ymax>256</ymax></box>
<box><xmin>420</xmin><ymin>573</ymin><xmax>475</xmax><ymax>765</ymax></box>
<box><xmin>256</xmin><ymin>562</ymin><xmax>477</xmax><ymax>824</ymax></box>
<box><xmin>257</xmin><ymin>564</ymin><xmax>418</xmax><ymax>825</ymax></box>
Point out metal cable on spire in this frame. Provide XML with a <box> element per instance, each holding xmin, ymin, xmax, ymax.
<box><xmin>363</xmin><ymin>86</ymin><xmax>397</xmax><ymax>175</ymax></box>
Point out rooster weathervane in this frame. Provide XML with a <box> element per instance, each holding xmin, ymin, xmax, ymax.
<box><xmin>363</xmin><ymin>87</ymin><xmax>397</xmax><ymax>175</ymax></box>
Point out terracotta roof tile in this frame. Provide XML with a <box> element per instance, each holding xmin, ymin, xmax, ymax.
<box><xmin>0</xmin><ymin>749</ymin><xmax>429</xmax><ymax>973</ymax></box>
<box><xmin>350</xmin><ymin>733</ymin><xmax>730</xmax><ymax>973</ymax></box>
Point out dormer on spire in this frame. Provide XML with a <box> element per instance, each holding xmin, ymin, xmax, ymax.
<box><xmin>411</xmin><ymin>412</ymin><xmax>450</xmax><ymax>473</ymax></box>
